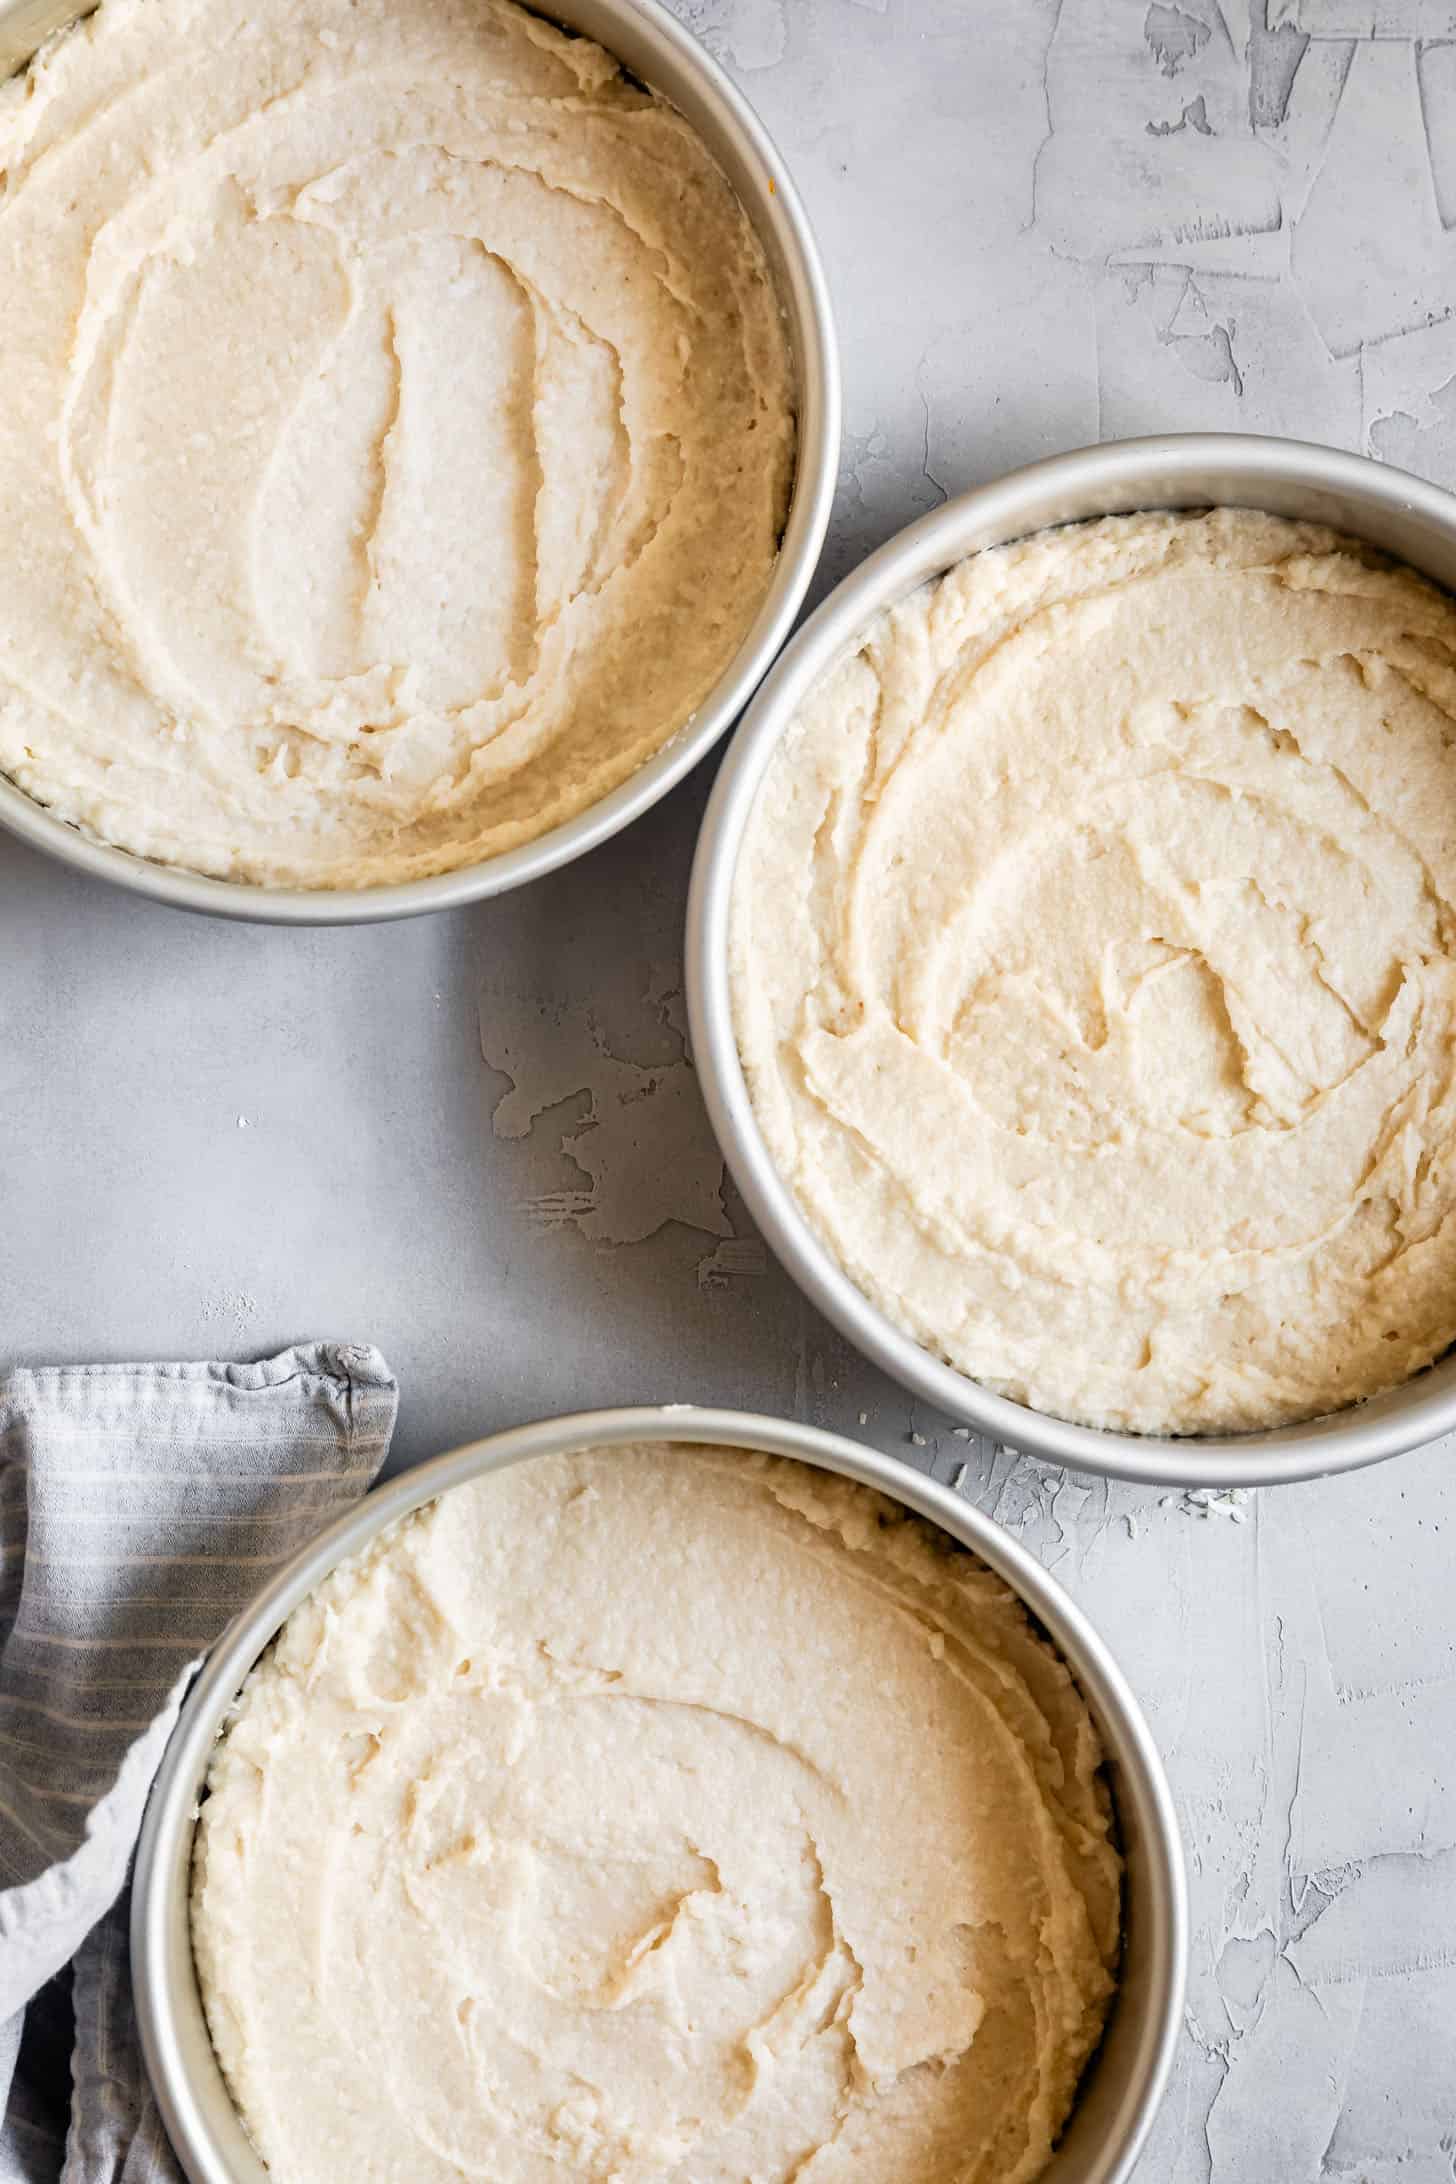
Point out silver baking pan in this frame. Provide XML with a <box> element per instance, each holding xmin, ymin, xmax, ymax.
<box><xmin>131</xmin><ymin>1404</ymin><xmax>1187</xmax><ymax>2184</ymax></box>
<box><xmin>686</xmin><ymin>433</ymin><xmax>1456</xmax><ymax>1487</ymax></box>
<box><xmin>0</xmin><ymin>0</ymin><xmax>839</xmax><ymax>922</ymax></box>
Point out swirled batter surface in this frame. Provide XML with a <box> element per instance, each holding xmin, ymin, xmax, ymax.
<box><xmin>0</xmin><ymin>0</ymin><xmax>792</xmax><ymax>886</ymax></box>
<box><xmin>732</xmin><ymin>511</ymin><xmax>1456</xmax><ymax>1434</ymax></box>
<box><xmin>193</xmin><ymin>1445</ymin><xmax>1119</xmax><ymax>2183</ymax></box>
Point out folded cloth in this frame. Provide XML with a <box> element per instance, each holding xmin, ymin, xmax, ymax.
<box><xmin>0</xmin><ymin>1343</ymin><xmax>398</xmax><ymax>2184</ymax></box>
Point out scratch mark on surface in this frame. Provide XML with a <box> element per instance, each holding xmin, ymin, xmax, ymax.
<box><xmin>1026</xmin><ymin>0</ymin><xmax>1065</xmax><ymax>236</ymax></box>
<box><xmin>917</xmin><ymin>374</ymin><xmax>950</xmax><ymax>509</ymax></box>
<box><xmin>696</xmin><ymin>1235</ymin><xmax>766</xmax><ymax>1289</ymax></box>
<box><xmin>1285</xmin><ymin>1657</ymin><xmax>1310</xmax><ymax>1902</ymax></box>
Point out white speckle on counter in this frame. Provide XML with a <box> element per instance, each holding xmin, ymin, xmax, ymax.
<box><xmin>1179</xmin><ymin>1487</ymin><xmax>1251</xmax><ymax>1524</ymax></box>
<box><xmin>198</xmin><ymin>1288</ymin><xmax>258</xmax><ymax>1338</ymax></box>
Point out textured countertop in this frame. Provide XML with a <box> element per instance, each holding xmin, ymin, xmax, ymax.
<box><xmin>4</xmin><ymin>1</ymin><xmax>1454</xmax><ymax>2174</ymax></box>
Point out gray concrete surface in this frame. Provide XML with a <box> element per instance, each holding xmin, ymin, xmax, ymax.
<box><xmin>5</xmin><ymin>2</ymin><xmax>1456</xmax><ymax>2174</ymax></box>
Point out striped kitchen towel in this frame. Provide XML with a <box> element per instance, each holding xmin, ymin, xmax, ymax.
<box><xmin>0</xmin><ymin>1343</ymin><xmax>398</xmax><ymax>2183</ymax></box>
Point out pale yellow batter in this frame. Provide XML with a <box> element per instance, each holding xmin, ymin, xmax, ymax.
<box><xmin>192</xmin><ymin>1445</ymin><xmax>1119</xmax><ymax>2184</ymax></box>
<box><xmin>732</xmin><ymin>510</ymin><xmax>1456</xmax><ymax>1435</ymax></box>
<box><xmin>0</xmin><ymin>0</ymin><xmax>792</xmax><ymax>886</ymax></box>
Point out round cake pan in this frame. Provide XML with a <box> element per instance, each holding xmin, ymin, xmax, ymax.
<box><xmin>0</xmin><ymin>0</ymin><xmax>839</xmax><ymax>924</ymax></box>
<box><xmin>686</xmin><ymin>432</ymin><xmax>1456</xmax><ymax>1487</ymax></box>
<box><xmin>131</xmin><ymin>1403</ymin><xmax>1186</xmax><ymax>2184</ymax></box>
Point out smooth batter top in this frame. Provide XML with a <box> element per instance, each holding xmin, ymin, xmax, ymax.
<box><xmin>0</xmin><ymin>0</ymin><xmax>793</xmax><ymax>887</ymax></box>
<box><xmin>732</xmin><ymin>511</ymin><xmax>1456</xmax><ymax>1435</ymax></box>
<box><xmin>192</xmin><ymin>1445</ymin><xmax>1119</xmax><ymax>2184</ymax></box>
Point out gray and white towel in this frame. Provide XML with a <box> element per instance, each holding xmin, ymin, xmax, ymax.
<box><xmin>0</xmin><ymin>1343</ymin><xmax>399</xmax><ymax>2183</ymax></box>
